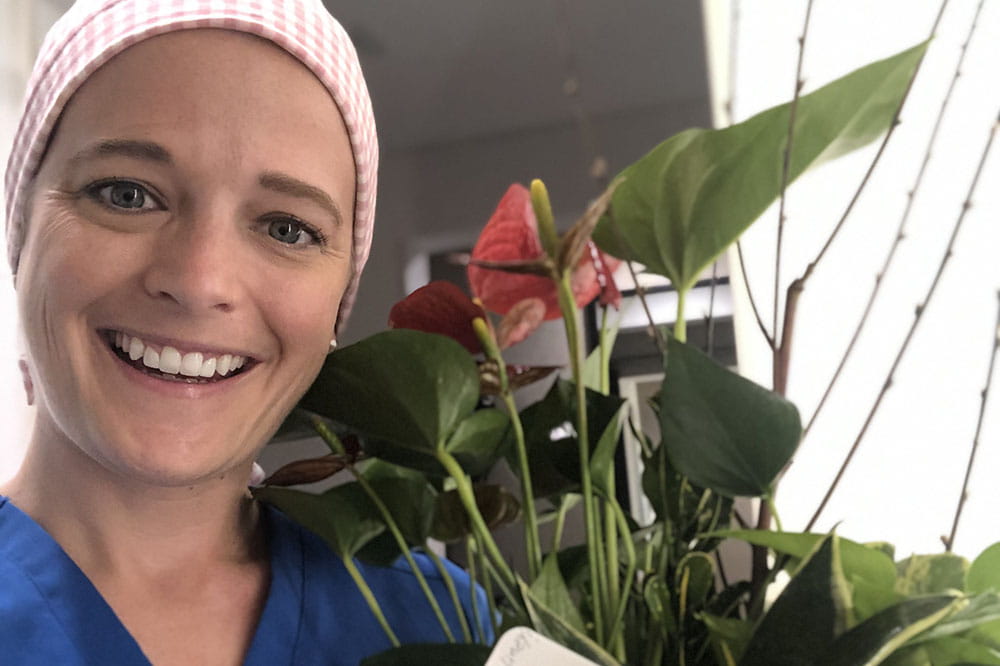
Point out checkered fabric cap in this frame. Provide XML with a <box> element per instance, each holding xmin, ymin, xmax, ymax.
<box><xmin>4</xmin><ymin>0</ymin><xmax>378</xmax><ymax>333</ymax></box>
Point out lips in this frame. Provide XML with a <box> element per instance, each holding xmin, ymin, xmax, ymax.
<box><xmin>104</xmin><ymin>330</ymin><xmax>252</xmax><ymax>383</ymax></box>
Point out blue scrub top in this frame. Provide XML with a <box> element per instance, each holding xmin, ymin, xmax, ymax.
<box><xmin>0</xmin><ymin>495</ymin><xmax>491</xmax><ymax>665</ymax></box>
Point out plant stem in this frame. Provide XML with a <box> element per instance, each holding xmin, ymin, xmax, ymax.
<box><xmin>312</xmin><ymin>415</ymin><xmax>457</xmax><ymax>638</ymax></box>
<box><xmin>551</xmin><ymin>494</ymin><xmax>572</xmax><ymax>552</ymax></box>
<box><xmin>353</xmin><ymin>472</ymin><xmax>456</xmax><ymax>642</ymax></box>
<box><xmin>766</xmin><ymin>493</ymin><xmax>784</xmax><ymax>532</ymax></box>
<box><xmin>604</xmin><ymin>475</ymin><xmax>623</xmax><ymax>659</ymax></box>
<box><xmin>599</xmin><ymin>305</ymin><xmax>611</xmax><ymax>394</ymax></box>
<box><xmin>773</xmin><ymin>0</ymin><xmax>814</xmax><ymax>350</ymax></box>
<box><xmin>803</xmin><ymin>0</ymin><xmax>979</xmax><ymax>439</ymax></box>
<box><xmin>475</xmin><ymin>542</ymin><xmax>501</xmax><ymax>641</ymax></box>
<box><xmin>946</xmin><ymin>291</ymin><xmax>1000</xmax><ymax>552</ymax></box>
<box><xmin>435</xmin><ymin>449</ymin><xmax>520</xmax><ymax>596</ymax></box>
<box><xmin>500</xmin><ymin>388</ymin><xmax>542</xmax><ymax>581</ymax></box>
<box><xmin>607</xmin><ymin>497</ymin><xmax>638</xmax><ymax>647</ymax></box>
<box><xmin>556</xmin><ymin>270</ymin><xmax>607</xmax><ymax>644</ymax></box>
<box><xmin>807</xmin><ymin>107</ymin><xmax>999</xmax><ymax>531</ymax></box>
<box><xmin>465</xmin><ymin>538</ymin><xmax>486</xmax><ymax>644</ymax></box>
<box><xmin>424</xmin><ymin>547</ymin><xmax>474</xmax><ymax>642</ymax></box>
<box><xmin>735</xmin><ymin>240</ymin><xmax>775</xmax><ymax>348</ymax></box>
<box><xmin>674</xmin><ymin>288</ymin><xmax>688</xmax><ymax>342</ymax></box>
<box><xmin>342</xmin><ymin>554</ymin><xmax>400</xmax><ymax>647</ymax></box>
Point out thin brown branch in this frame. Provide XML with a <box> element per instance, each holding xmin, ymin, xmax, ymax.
<box><xmin>806</xmin><ymin>107</ymin><xmax>1000</xmax><ymax>532</ymax></box>
<box><xmin>946</xmin><ymin>291</ymin><xmax>1000</xmax><ymax>552</ymax></box>
<box><xmin>736</xmin><ymin>240</ymin><xmax>775</xmax><ymax>348</ymax></box>
<box><xmin>773</xmin><ymin>0</ymin><xmax>814</xmax><ymax>349</ymax></box>
<box><xmin>795</xmin><ymin>2</ymin><xmax>948</xmax><ymax>292</ymax></box>
<box><xmin>805</xmin><ymin>0</ymin><xmax>980</xmax><ymax>438</ymax></box>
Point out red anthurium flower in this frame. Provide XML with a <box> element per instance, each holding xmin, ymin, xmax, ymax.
<box><xmin>468</xmin><ymin>183</ymin><xmax>622</xmax><ymax>319</ymax></box>
<box><xmin>496</xmin><ymin>298</ymin><xmax>547</xmax><ymax>349</ymax></box>
<box><xmin>388</xmin><ymin>281</ymin><xmax>486</xmax><ymax>354</ymax></box>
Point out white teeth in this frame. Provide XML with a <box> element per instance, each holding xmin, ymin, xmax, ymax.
<box><xmin>128</xmin><ymin>336</ymin><xmax>143</xmax><ymax>361</ymax></box>
<box><xmin>112</xmin><ymin>332</ymin><xmax>247</xmax><ymax>379</ymax></box>
<box><xmin>180</xmin><ymin>352</ymin><xmax>203</xmax><ymax>377</ymax></box>
<box><xmin>198</xmin><ymin>357</ymin><xmax>217</xmax><ymax>378</ymax></box>
<box><xmin>159</xmin><ymin>346</ymin><xmax>181</xmax><ymax>374</ymax></box>
<box><xmin>142</xmin><ymin>347</ymin><xmax>160</xmax><ymax>369</ymax></box>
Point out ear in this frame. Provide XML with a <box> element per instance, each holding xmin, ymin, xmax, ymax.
<box><xmin>17</xmin><ymin>358</ymin><xmax>34</xmax><ymax>406</ymax></box>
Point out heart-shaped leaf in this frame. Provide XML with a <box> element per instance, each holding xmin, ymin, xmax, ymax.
<box><xmin>301</xmin><ymin>329</ymin><xmax>479</xmax><ymax>453</ymax></box>
<box><xmin>253</xmin><ymin>484</ymin><xmax>384</xmax><ymax>558</ymax></box>
<box><xmin>710</xmin><ymin>529</ymin><xmax>898</xmax><ymax>620</ymax></box>
<box><xmin>660</xmin><ymin>336</ymin><xmax>801</xmax><ymax>497</ymax></box>
<box><xmin>594</xmin><ymin>41</ymin><xmax>927</xmax><ymax>292</ymax></box>
<box><xmin>445</xmin><ymin>408</ymin><xmax>511</xmax><ymax>477</ymax></box>
<box><xmin>821</xmin><ymin>595</ymin><xmax>961</xmax><ymax>666</ymax></box>
<box><xmin>741</xmin><ymin>536</ymin><xmax>853</xmax><ymax>665</ymax></box>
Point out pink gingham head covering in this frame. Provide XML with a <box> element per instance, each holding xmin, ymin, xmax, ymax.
<box><xmin>4</xmin><ymin>0</ymin><xmax>378</xmax><ymax>334</ymax></box>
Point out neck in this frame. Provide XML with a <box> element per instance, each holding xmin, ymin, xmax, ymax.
<box><xmin>3</xmin><ymin>414</ymin><xmax>264</xmax><ymax>578</ymax></box>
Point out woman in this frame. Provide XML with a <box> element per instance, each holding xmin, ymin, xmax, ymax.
<box><xmin>0</xmin><ymin>1</ymin><xmax>483</xmax><ymax>664</ymax></box>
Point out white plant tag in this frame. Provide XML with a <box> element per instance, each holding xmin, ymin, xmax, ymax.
<box><xmin>484</xmin><ymin>627</ymin><xmax>600</xmax><ymax>666</ymax></box>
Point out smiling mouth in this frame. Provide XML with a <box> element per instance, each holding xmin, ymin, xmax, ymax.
<box><xmin>103</xmin><ymin>330</ymin><xmax>253</xmax><ymax>384</ymax></box>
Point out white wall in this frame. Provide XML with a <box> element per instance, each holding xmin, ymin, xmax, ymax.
<box><xmin>724</xmin><ymin>2</ymin><xmax>1000</xmax><ymax>557</ymax></box>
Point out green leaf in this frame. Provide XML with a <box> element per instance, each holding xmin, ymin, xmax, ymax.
<box><xmin>676</xmin><ymin>552</ymin><xmax>715</xmax><ymax>616</ymax></box>
<box><xmin>740</xmin><ymin>536</ymin><xmax>852</xmax><ymax>665</ymax></box>
<box><xmin>361</xmin><ymin>643</ymin><xmax>491</xmax><ymax>666</ymax></box>
<box><xmin>905</xmin><ymin>592</ymin><xmax>1000</xmax><ymax>646</ymax></box>
<box><xmin>967</xmin><ymin>543</ymin><xmax>1000</xmax><ymax>594</ymax></box>
<box><xmin>254</xmin><ymin>484</ymin><xmax>384</xmax><ymax>558</ymax></box>
<box><xmin>643</xmin><ymin>574</ymin><xmax>676</xmax><ymax>637</ymax></box>
<box><xmin>518</xmin><ymin>578</ymin><xmax>620</xmax><ymax>666</ymax></box>
<box><xmin>660</xmin><ymin>336</ymin><xmax>801</xmax><ymax>497</ymax></box>
<box><xmin>594</xmin><ymin>41</ymin><xmax>928</xmax><ymax>292</ymax></box>
<box><xmin>582</xmin><ymin>308</ymin><xmax>622</xmax><ymax>393</ymax></box>
<box><xmin>446</xmin><ymin>408</ymin><xmax>511</xmax><ymax>477</ymax></box>
<box><xmin>514</xmin><ymin>379</ymin><xmax>624</xmax><ymax>498</ymax></box>
<box><xmin>700</xmin><ymin>612</ymin><xmax>753</xmax><ymax>664</ymax></box>
<box><xmin>366</xmin><ymin>476</ymin><xmax>437</xmax><ymax>547</ymax></box>
<box><xmin>820</xmin><ymin>595</ymin><xmax>961</xmax><ymax>666</ymax></box>
<box><xmin>593</xmin><ymin>128</ymin><xmax>703</xmax><ymax>275</ymax></box>
<box><xmin>589</xmin><ymin>403</ymin><xmax>626</xmax><ymax>496</ymax></box>
<box><xmin>897</xmin><ymin>553</ymin><xmax>969</xmax><ymax>596</ymax></box>
<box><xmin>918</xmin><ymin>636</ymin><xmax>1000</xmax><ymax>665</ymax></box>
<box><xmin>712</xmin><ymin>529</ymin><xmax>898</xmax><ymax>620</ymax></box>
<box><xmin>301</xmin><ymin>329</ymin><xmax>479</xmax><ymax>453</ymax></box>
<box><xmin>529</xmin><ymin>554</ymin><xmax>586</xmax><ymax>634</ymax></box>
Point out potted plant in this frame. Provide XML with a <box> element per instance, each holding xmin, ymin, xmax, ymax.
<box><xmin>252</xmin><ymin>33</ymin><xmax>1000</xmax><ymax>665</ymax></box>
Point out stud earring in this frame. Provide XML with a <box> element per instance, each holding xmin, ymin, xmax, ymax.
<box><xmin>329</xmin><ymin>338</ymin><xmax>338</xmax><ymax>351</ymax></box>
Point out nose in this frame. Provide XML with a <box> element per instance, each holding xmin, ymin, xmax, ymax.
<box><xmin>140</xmin><ymin>213</ymin><xmax>242</xmax><ymax>314</ymax></box>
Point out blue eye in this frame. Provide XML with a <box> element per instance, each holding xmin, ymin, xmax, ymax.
<box><xmin>266</xmin><ymin>217</ymin><xmax>325</xmax><ymax>247</ymax></box>
<box><xmin>87</xmin><ymin>180</ymin><xmax>161</xmax><ymax>211</ymax></box>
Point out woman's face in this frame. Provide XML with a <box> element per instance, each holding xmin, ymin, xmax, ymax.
<box><xmin>17</xmin><ymin>30</ymin><xmax>356</xmax><ymax>486</ymax></box>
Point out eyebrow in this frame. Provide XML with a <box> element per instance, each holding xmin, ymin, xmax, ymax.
<box><xmin>259</xmin><ymin>171</ymin><xmax>344</xmax><ymax>228</ymax></box>
<box><xmin>67</xmin><ymin>139</ymin><xmax>173</xmax><ymax>169</ymax></box>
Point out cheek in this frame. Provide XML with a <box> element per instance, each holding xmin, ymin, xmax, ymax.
<box><xmin>255</xmin><ymin>265</ymin><xmax>349</xmax><ymax>353</ymax></box>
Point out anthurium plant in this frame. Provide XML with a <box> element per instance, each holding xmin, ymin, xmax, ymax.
<box><xmin>253</xmin><ymin>40</ymin><xmax>1000</xmax><ymax>666</ymax></box>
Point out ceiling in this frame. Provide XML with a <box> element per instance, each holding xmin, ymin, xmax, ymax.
<box><xmin>324</xmin><ymin>0</ymin><xmax>711</xmax><ymax>150</ymax></box>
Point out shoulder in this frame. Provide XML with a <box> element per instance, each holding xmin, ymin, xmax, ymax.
<box><xmin>0</xmin><ymin>499</ymin><xmax>92</xmax><ymax>665</ymax></box>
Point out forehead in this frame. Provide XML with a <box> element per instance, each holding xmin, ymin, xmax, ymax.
<box><xmin>40</xmin><ymin>28</ymin><xmax>355</xmax><ymax>199</ymax></box>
